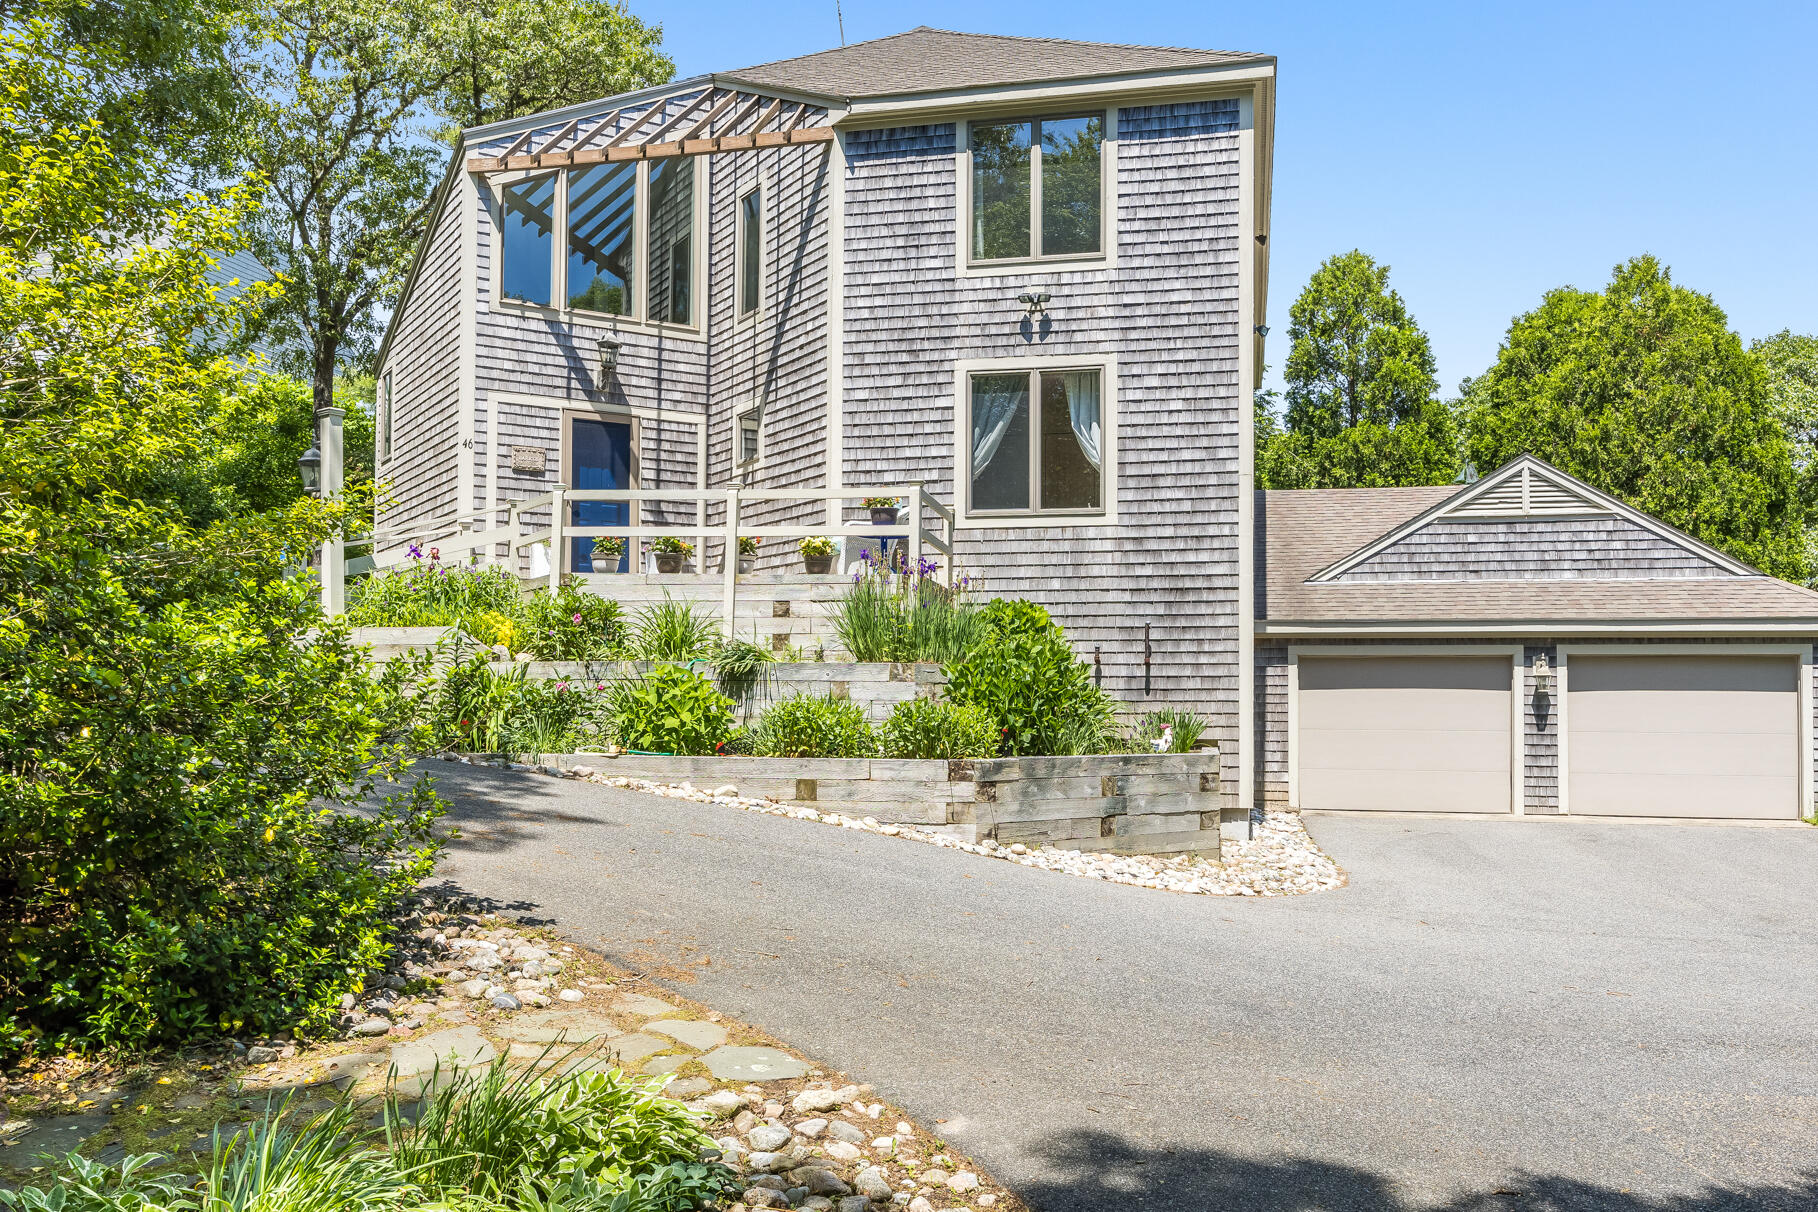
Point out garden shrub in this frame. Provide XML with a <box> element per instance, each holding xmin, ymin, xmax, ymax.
<box><xmin>1132</xmin><ymin>707</ymin><xmax>1206</xmax><ymax>753</ymax></box>
<box><xmin>711</xmin><ymin>636</ymin><xmax>774</xmax><ymax>703</ymax></box>
<box><xmin>831</xmin><ymin>558</ymin><xmax>984</xmax><ymax>663</ymax></box>
<box><xmin>978</xmin><ymin>597</ymin><xmax>1057</xmax><ymax>641</ymax></box>
<box><xmin>879</xmin><ymin>699</ymin><xmax>998</xmax><ymax>759</ymax></box>
<box><xmin>346</xmin><ymin>554</ymin><xmax>522</xmax><ymax>632</ymax></box>
<box><xmin>609</xmin><ymin>665</ymin><xmax>734</xmax><ymax>755</ymax></box>
<box><xmin>519</xmin><ymin>581</ymin><xmax>625</xmax><ymax>660</ymax></box>
<box><xmin>943</xmin><ymin>628</ymin><xmax>1117</xmax><ymax>757</ymax></box>
<box><xmin>630</xmin><ymin>594</ymin><xmax>720</xmax><ymax>660</ymax></box>
<box><xmin>749</xmin><ymin>695</ymin><xmax>876</xmax><ymax>758</ymax></box>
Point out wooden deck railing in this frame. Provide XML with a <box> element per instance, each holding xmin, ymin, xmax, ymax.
<box><xmin>366</xmin><ymin>485</ymin><xmax>956</xmax><ymax>623</ymax></box>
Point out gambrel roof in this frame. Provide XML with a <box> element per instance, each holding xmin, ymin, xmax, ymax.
<box><xmin>1257</xmin><ymin>456</ymin><xmax>1818</xmax><ymax>630</ymax></box>
<box><xmin>721</xmin><ymin>27</ymin><xmax>1270</xmax><ymax>101</ymax></box>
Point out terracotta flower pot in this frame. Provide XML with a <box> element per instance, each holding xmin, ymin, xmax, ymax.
<box><xmin>869</xmin><ymin>507</ymin><xmax>900</xmax><ymax>526</ymax></box>
<box><xmin>802</xmin><ymin>553</ymin><xmax>833</xmax><ymax>574</ymax></box>
<box><xmin>654</xmin><ymin>552</ymin><xmax>684</xmax><ymax>574</ymax></box>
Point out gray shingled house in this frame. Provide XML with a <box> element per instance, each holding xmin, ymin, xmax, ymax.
<box><xmin>373</xmin><ymin>27</ymin><xmax>1818</xmax><ymax>824</ymax></box>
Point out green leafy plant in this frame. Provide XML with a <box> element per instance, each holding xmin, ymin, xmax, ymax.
<box><xmin>346</xmin><ymin>554</ymin><xmax>524</xmax><ymax>631</ymax></box>
<box><xmin>798</xmin><ymin>536</ymin><xmax>837</xmax><ymax>558</ymax></box>
<box><xmin>629</xmin><ymin>595</ymin><xmax>719</xmax><ymax>661</ymax></box>
<box><xmin>0</xmin><ymin>1152</ymin><xmax>193</xmax><ymax>1212</ymax></box>
<box><xmin>591</xmin><ymin>536</ymin><xmax>627</xmax><ymax>559</ymax></box>
<box><xmin>879</xmin><ymin>699</ymin><xmax>998</xmax><ymax>759</ymax></box>
<box><xmin>832</xmin><ymin>568</ymin><xmax>984</xmax><ymax>664</ymax></box>
<box><xmin>1132</xmin><ymin>707</ymin><xmax>1206</xmax><ymax>753</ymax></box>
<box><xmin>978</xmin><ymin>597</ymin><xmax>1057</xmax><ymax>641</ymax></box>
<box><xmin>205</xmin><ymin>1097</ymin><xmax>415</xmax><ymax>1212</ymax></box>
<box><xmin>861</xmin><ymin>496</ymin><xmax>898</xmax><ymax>509</ymax></box>
<box><xmin>944</xmin><ymin>629</ymin><xmax>1116</xmax><ymax>757</ymax></box>
<box><xmin>749</xmin><ymin>694</ymin><xmax>876</xmax><ymax>758</ymax></box>
<box><xmin>737</xmin><ymin>535</ymin><xmax>760</xmax><ymax>557</ymax></box>
<box><xmin>711</xmin><ymin>637</ymin><xmax>774</xmax><ymax>703</ymax></box>
<box><xmin>434</xmin><ymin>657</ymin><xmax>529</xmax><ymax>752</ymax></box>
<box><xmin>521</xmin><ymin>582</ymin><xmax>626</xmax><ymax>660</ymax></box>
<box><xmin>648</xmin><ymin>536</ymin><xmax>693</xmax><ymax>557</ymax></box>
<box><xmin>609</xmin><ymin>665</ymin><xmax>734</xmax><ymax>755</ymax></box>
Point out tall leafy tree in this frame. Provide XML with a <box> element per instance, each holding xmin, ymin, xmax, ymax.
<box><xmin>1753</xmin><ymin>330</ymin><xmax>1818</xmax><ymax>552</ymax></box>
<box><xmin>1258</xmin><ymin>250</ymin><xmax>1460</xmax><ymax>488</ymax></box>
<box><xmin>232</xmin><ymin>0</ymin><xmax>671</xmax><ymax>412</ymax></box>
<box><xmin>1460</xmin><ymin>256</ymin><xmax>1804</xmax><ymax>579</ymax></box>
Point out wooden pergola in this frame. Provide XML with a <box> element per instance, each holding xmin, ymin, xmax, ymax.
<box><xmin>465</xmin><ymin>82</ymin><xmax>836</xmax><ymax>174</ymax></box>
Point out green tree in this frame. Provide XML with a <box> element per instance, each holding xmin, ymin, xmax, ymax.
<box><xmin>1258</xmin><ymin>251</ymin><xmax>1460</xmax><ymax>488</ymax></box>
<box><xmin>233</xmin><ymin>0</ymin><xmax>672</xmax><ymax>412</ymax></box>
<box><xmin>0</xmin><ymin>24</ymin><xmax>441</xmax><ymax>1053</ymax></box>
<box><xmin>1753</xmin><ymin>331</ymin><xmax>1818</xmax><ymax>563</ymax></box>
<box><xmin>1460</xmin><ymin>256</ymin><xmax>1804</xmax><ymax>579</ymax></box>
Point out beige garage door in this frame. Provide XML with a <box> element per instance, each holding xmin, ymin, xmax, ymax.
<box><xmin>1566</xmin><ymin>655</ymin><xmax>1800</xmax><ymax>819</ymax></box>
<box><xmin>1299</xmin><ymin>656</ymin><xmax>1513</xmax><ymax>813</ymax></box>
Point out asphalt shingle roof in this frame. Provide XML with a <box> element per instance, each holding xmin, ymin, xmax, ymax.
<box><xmin>1257</xmin><ymin>487</ymin><xmax>1818</xmax><ymax>625</ymax></box>
<box><xmin>722</xmin><ymin>27</ymin><xmax>1269</xmax><ymax>101</ymax></box>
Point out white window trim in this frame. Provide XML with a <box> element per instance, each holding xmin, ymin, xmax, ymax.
<box><xmin>736</xmin><ymin>402</ymin><xmax>763</xmax><ymax>472</ymax></box>
<box><xmin>735</xmin><ymin>182</ymin><xmax>764</xmax><ymax>324</ymax></box>
<box><xmin>485</xmin><ymin>159</ymin><xmax>708</xmax><ymax>339</ymax></box>
<box><xmin>955</xmin><ymin>109</ymin><xmax>1117</xmax><ymax>279</ymax></box>
<box><xmin>951</xmin><ymin>353</ymin><xmax>1118</xmax><ymax>529</ymax></box>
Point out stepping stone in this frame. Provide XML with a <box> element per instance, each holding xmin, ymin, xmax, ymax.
<box><xmin>0</xmin><ymin>1114</ymin><xmax>110</xmax><ymax>1169</ymax></box>
<box><xmin>602</xmin><ymin>1033</ymin><xmax>671</xmax><ymax>1065</ymax></box>
<box><xmin>699</xmin><ymin>1046</ymin><xmax>811</xmax><ymax>1083</ymax></box>
<box><xmin>388</xmin><ymin>1026</ymin><xmax>495</xmax><ymax>1080</ymax></box>
<box><xmin>646</xmin><ymin>1019</ymin><xmax>729</xmax><ymax>1050</ymax></box>
<box><xmin>663</xmin><ymin>1077</ymin><xmax>713</xmax><ymax>1098</ymax></box>
<box><xmin>641</xmin><ymin>1053</ymin><xmax>692</xmax><ymax>1076</ymax></box>
<box><xmin>319</xmin><ymin>1051</ymin><xmax>388</xmax><ymax>1088</ymax></box>
<box><xmin>496</xmin><ymin>1009</ymin><xmax>623</xmax><ymax>1045</ymax></box>
<box><xmin>614</xmin><ymin>992</ymin><xmax>680</xmax><ymax>1017</ymax></box>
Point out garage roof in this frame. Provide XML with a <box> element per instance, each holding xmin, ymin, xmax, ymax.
<box><xmin>1258</xmin><ymin>467</ymin><xmax>1818</xmax><ymax>629</ymax></box>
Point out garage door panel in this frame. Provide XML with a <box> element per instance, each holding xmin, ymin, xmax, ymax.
<box><xmin>1566</xmin><ymin>654</ymin><xmax>1800</xmax><ymax>820</ymax></box>
<box><xmin>1300</xmin><ymin>727</ymin><xmax>1510</xmax><ymax>773</ymax></box>
<box><xmin>1569</xmin><ymin>772</ymin><xmax>1797</xmax><ymax>819</ymax></box>
<box><xmin>1302</xmin><ymin>768</ymin><xmax>1511</xmax><ymax>814</ymax></box>
<box><xmin>1298</xmin><ymin>656</ymin><xmax>1512</xmax><ymax>814</ymax></box>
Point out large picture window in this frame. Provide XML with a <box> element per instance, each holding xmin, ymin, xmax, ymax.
<box><xmin>967</xmin><ymin>367</ymin><xmax>1104</xmax><ymax>517</ymax></box>
<box><xmin>495</xmin><ymin>158</ymin><xmax>699</xmax><ymax>329</ymax></box>
<box><xmin>969</xmin><ymin>113</ymin><xmax>1104</xmax><ymax>264</ymax></box>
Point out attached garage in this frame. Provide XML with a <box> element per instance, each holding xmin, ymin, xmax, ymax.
<box><xmin>1564</xmin><ymin>653</ymin><xmax>1804</xmax><ymax>819</ymax></box>
<box><xmin>1297</xmin><ymin>655</ymin><xmax>1515</xmax><ymax>813</ymax></box>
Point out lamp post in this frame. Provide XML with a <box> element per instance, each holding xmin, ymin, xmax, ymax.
<box><xmin>305</xmin><ymin>405</ymin><xmax>345</xmax><ymax>614</ymax></box>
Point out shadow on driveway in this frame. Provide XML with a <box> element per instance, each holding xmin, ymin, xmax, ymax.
<box><xmin>1020</xmin><ymin>1129</ymin><xmax>1818</xmax><ymax>1212</ymax></box>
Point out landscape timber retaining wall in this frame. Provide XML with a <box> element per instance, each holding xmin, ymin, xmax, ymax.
<box><xmin>541</xmin><ymin>752</ymin><xmax>1221</xmax><ymax>857</ymax></box>
<box><xmin>506</xmin><ymin>660</ymin><xmax>944</xmax><ymax>724</ymax></box>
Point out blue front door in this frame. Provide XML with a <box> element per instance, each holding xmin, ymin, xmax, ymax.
<box><xmin>571</xmin><ymin>417</ymin><xmax>632</xmax><ymax>572</ymax></box>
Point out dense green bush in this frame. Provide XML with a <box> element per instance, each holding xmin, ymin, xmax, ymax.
<box><xmin>943</xmin><ymin>628</ymin><xmax>1117</xmax><ymax>757</ymax></box>
<box><xmin>978</xmin><ymin>597</ymin><xmax>1057</xmax><ymax>641</ymax></box>
<box><xmin>749</xmin><ymin>695</ymin><xmax>876</xmax><ymax>758</ymax></box>
<box><xmin>349</xmin><ymin>562</ymin><xmax>624</xmax><ymax>660</ymax></box>
<box><xmin>519</xmin><ymin>582</ymin><xmax>625</xmax><ymax>660</ymax></box>
<box><xmin>879</xmin><ymin>699</ymin><xmax>999</xmax><ymax>759</ymax></box>
<box><xmin>609</xmin><ymin>665</ymin><xmax>734</xmax><ymax>755</ymax></box>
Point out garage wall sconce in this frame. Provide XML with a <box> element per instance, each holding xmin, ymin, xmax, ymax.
<box><xmin>1532</xmin><ymin>653</ymin><xmax>1553</xmax><ymax>700</ymax></box>
<box><xmin>596</xmin><ymin>336</ymin><xmax>621</xmax><ymax>389</ymax></box>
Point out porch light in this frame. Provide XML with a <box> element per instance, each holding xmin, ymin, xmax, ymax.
<box><xmin>1016</xmin><ymin>290</ymin><xmax>1050</xmax><ymax>315</ymax></box>
<box><xmin>298</xmin><ymin>443</ymin><xmax>321</xmax><ymax>497</ymax></box>
<box><xmin>1254</xmin><ymin>324</ymin><xmax>1270</xmax><ymax>338</ymax></box>
<box><xmin>1532</xmin><ymin>653</ymin><xmax>1552</xmax><ymax>698</ymax></box>
<box><xmin>596</xmin><ymin>336</ymin><xmax>621</xmax><ymax>388</ymax></box>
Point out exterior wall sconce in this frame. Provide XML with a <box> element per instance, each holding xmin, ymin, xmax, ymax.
<box><xmin>1254</xmin><ymin>324</ymin><xmax>1270</xmax><ymax>338</ymax></box>
<box><xmin>1532</xmin><ymin>653</ymin><xmax>1553</xmax><ymax>699</ymax></box>
<box><xmin>297</xmin><ymin>443</ymin><xmax>321</xmax><ymax>497</ymax></box>
<box><xmin>1017</xmin><ymin>290</ymin><xmax>1050</xmax><ymax>316</ymax></box>
<box><xmin>596</xmin><ymin>337</ymin><xmax>621</xmax><ymax>388</ymax></box>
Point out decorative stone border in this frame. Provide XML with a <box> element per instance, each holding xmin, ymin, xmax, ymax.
<box><xmin>533</xmin><ymin>752</ymin><xmax>1222</xmax><ymax>857</ymax></box>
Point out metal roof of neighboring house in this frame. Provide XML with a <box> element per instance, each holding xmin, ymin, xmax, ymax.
<box><xmin>721</xmin><ymin>27</ymin><xmax>1270</xmax><ymax>101</ymax></box>
<box><xmin>1257</xmin><ymin>483</ymin><xmax>1818</xmax><ymax>627</ymax></box>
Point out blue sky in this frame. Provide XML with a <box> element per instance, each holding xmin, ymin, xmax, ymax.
<box><xmin>652</xmin><ymin>1</ymin><xmax>1818</xmax><ymax>397</ymax></box>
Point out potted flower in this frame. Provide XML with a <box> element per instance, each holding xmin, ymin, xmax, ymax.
<box><xmin>650</xmin><ymin>536</ymin><xmax>693</xmax><ymax>574</ymax></box>
<box><xmin>799</xmin><ymin>535</ymin><xmax>837</xmax><ymax>575</ymax></box>
<box><xmin>738</xmin><ymin>535</ymin><xmax>760</xmax><ymax>574</ymax></box>
<box><xmin>863</xmin><ymin>496</ymin><xmax>900</xmax><ymax>526</ymax></box>
<box><xmin>588</xmin><ymin>536</ymin><xmax>626</xmax><ymax>573</ymax></box>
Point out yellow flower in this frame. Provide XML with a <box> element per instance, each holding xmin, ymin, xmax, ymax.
<box><xmin>263</xmin><ymin>827</ymin><xmax>275</xmax><ymax>843</ymax></box>
<box><xmin>156</xmin><ymin>1077</ymin><xmax>171</xmax><ymax>1085</ymax></box>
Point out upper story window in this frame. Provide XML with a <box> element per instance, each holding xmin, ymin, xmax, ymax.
<box><xmin>738</xmin><ymin>186</ymin><xmax>762</xmax><ymax>317</ymax></box>
<box><xmin>968</xmin><ymin>113</ymin><xmax>1105</xmax><ymax>264</ymax></box>
<box><xmin>495</xmin><ymin>157</ymin><xmax>699</xmax><ymax>330</ymax></box>
<box><xmin>379</xmin><ymin>370</ymin><xmax>393</xmax><ymax>462</ymax></box>
<box><xmin>966</xmin><ymin>365</ymin><xmax>1105</xmax><ymax>519</ymax></box>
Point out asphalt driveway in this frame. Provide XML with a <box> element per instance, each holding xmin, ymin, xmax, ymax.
<box><xmin>418</xmin><ymin>765</ymin><xmax>1818</xmax><ymax>1211</ymax></box>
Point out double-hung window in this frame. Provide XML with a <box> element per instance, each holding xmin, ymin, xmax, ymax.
<box><xmin>496</xmin><ymin>158</ymin><xmax>698</xmax><ymax>328</ymax></box>
<box><xmin>965</xmin><ymin>365</ymin><xmax>1107</xmax><ymax>519</ymax></box>
<box><xmin>968</xmin><ymin>112</ymin><xmax>1106</xmax><ymax>264</ymax></box>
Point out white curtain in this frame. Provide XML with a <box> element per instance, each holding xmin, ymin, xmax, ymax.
<box><xmin>1061</xmin><ymin>371</ymin><xmax>1102</xmax><ymax>471</ymax></box>
<box><xmin>970</xmin><ymin>375</ymin><xmax>1028</xmax><ymax>477</ymax></box>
